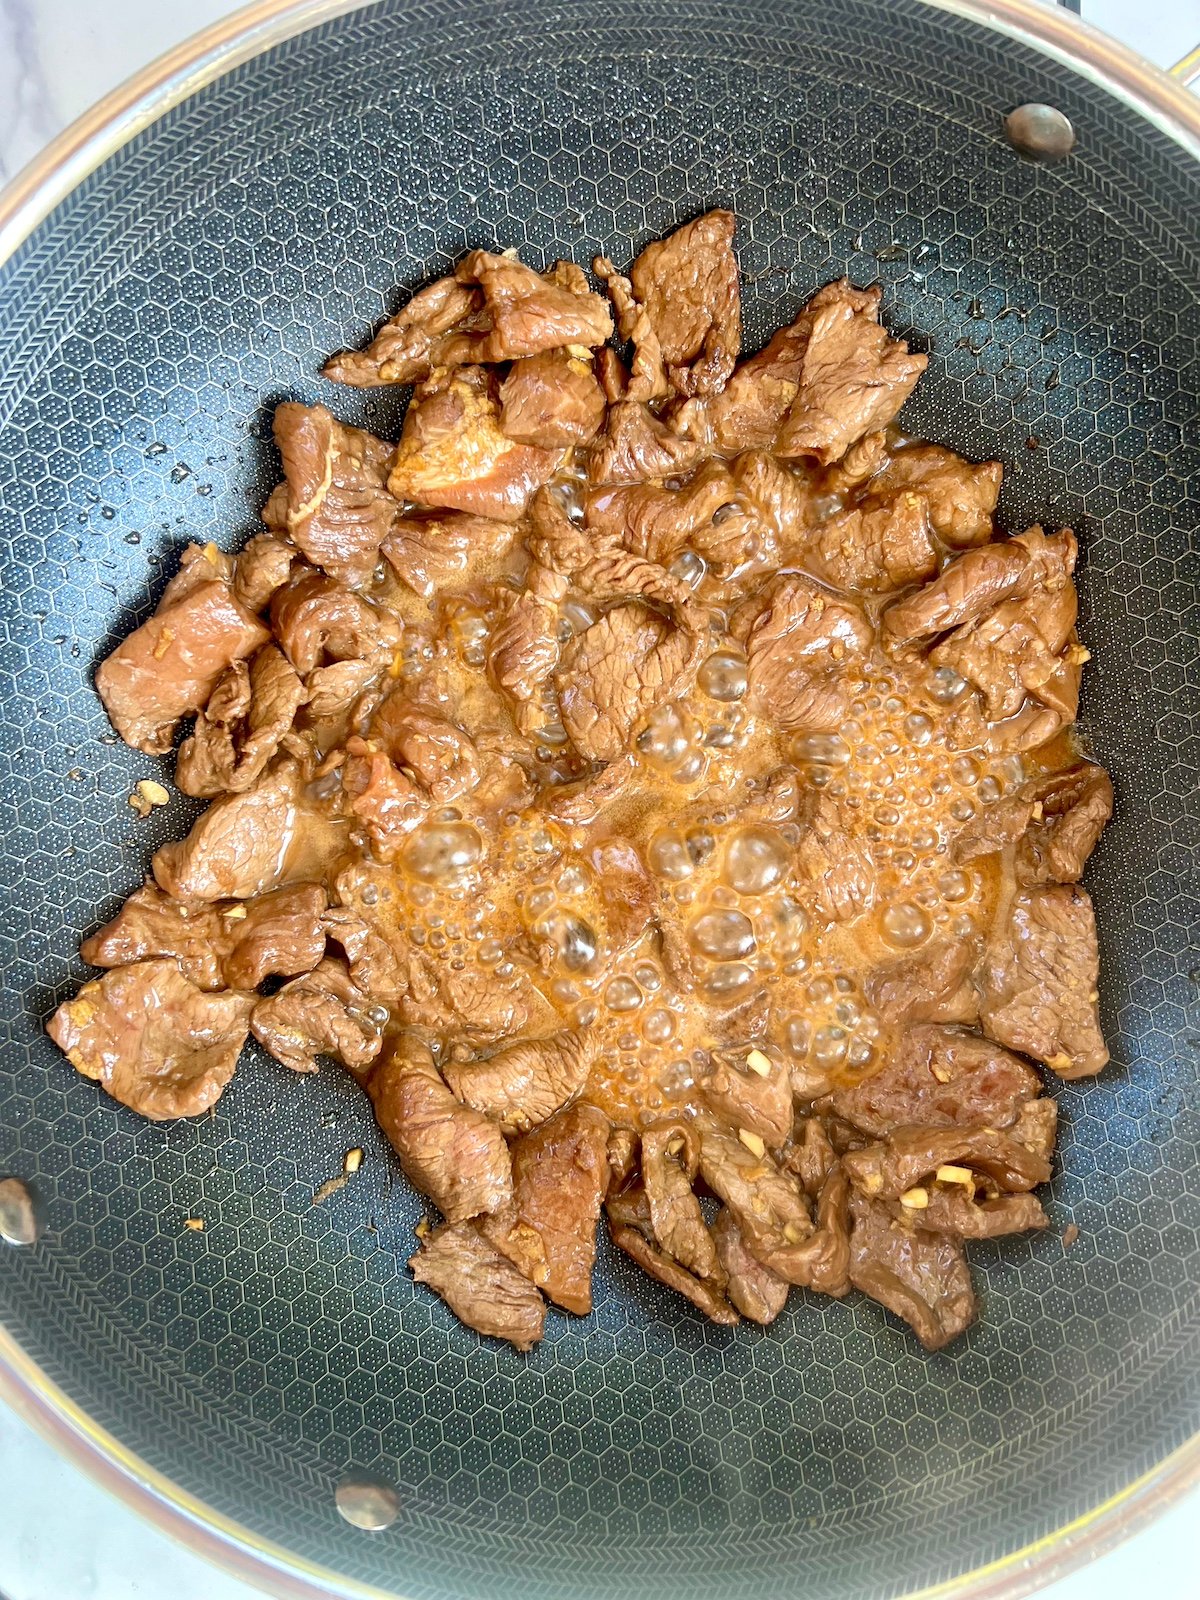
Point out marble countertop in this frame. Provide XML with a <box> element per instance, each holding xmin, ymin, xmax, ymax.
<box><xmin>1</xmin><ymin>2</ymin><xmax>1196</xmax><ymax>1598</ymax></box>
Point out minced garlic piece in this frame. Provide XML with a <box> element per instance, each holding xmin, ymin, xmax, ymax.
<box><xmin>344</xmin><ymin>1148</ymin><xmax>363</xmax><ymax>1174</ymax></box>
<box><xmin>936</xmin><ymin>1165</ymin><xmax>975</xmax><ymax>1187</ymax></box>
<box><xmin>745</xmin><ymin>1049</ymin><xmax>772</xmax><ymax>1078</ymax></box>
<box><xmin>899</xmin><ymin>1186</ymin><xmax>929</xmax><ymax>1209</ymax></box>
<box><xmin>738</xmin><ymin>1128</ymin><xmax>766</xmax><ymax>1159</ymax></box>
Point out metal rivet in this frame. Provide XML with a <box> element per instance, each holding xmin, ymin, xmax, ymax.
<box><xmin>0</xmin><ymin>1177</ymin><xmax>39</xmax><ymax>1246</ymax></box>
<box><xmin>1005</xmin><ymin>103</ymin><xmax>1076</xmax><ymax>161</ymax></box>
<box><xmin>335</xmin><ymin>1473</ymin><xmax>399</xmax><ymax>1531</ymax></box>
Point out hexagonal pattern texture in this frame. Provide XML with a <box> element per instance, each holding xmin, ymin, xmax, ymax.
<box><xmin>0</xmin><ymin>3</ymin><xmax>1197</xmax><ymax>1598</ymax></box>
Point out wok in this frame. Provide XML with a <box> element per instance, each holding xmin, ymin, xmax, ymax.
<box><xmin>0</xmin><ymin>2</ymin><xmax>1197</xmax><ymax>1597</ymax></box>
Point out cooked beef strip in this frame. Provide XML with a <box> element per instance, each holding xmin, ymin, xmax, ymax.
<box><xmin>712</xmin><ymin>1208</ymin><xmax>790</xmax><ymax>1324</ymax></box>
<box><xmin>741</xmin><ymin>571</ymin><xmax>874</xmax><ymax>733</ymax></box>
<box><xmin>250</xmin><ymin>956</ymin><xmax>381</xmax><ymax>1075</ymax></box>
<box><xmin>640</xmin><ymin>1120</ymin><xmax>725</xmax><ymax>1286</ymax></box>
<box><xmin>152</xmin><ymin>758</ymin><xmax>307</xmax><ymax>902</ymax></box>
<box><xmin>219</xmin><ymin>884</ymin><xmax>328</xmax><ymax>990</ymax></box>
<box><xmin>382</xmin><ymin>509</ymin><xmax>516</xmax><ymax>599</ymax></box>
<box><xmin>368</xmin><ymin>1034</ymin><xmax>512</xmax><ymax>1222</ymax></box>
<box><xmin>626</xmin><ymin>209</ymin><xmax>741</xmax><ymax>397</ymax></box>
<box><xmin>806</xmin><ymin>491</ymin><xmax>938</xmax><ymax>594</ymax></box>
<box><xmin>499</xmin><ymin>349</ymin><xmax>607</xmax><ymax>448</ymax></box>
<box><xmin>481</xmin><ymin>1102</ymin><xmax>610</xmax><ymax>1313</ymax></box>
<box><xmin>848</xmin><ymin>1190</ymin><xmax>976</xmax><ymax>1350</ymax></box>
<box><xmin>322</xmin><ymin>275</ymin><xmax>484</xmax><ymax>387</ymax></box>
<box><xmin>409</xmin><ymin>1220</ymin><xmax>548</xmax><ymax>1351</ymax></box>
<box><xmin>388</xmin><ymin>365</ymin><xmax>560</xmax><ymax>522</ymax></box>
<box><xmin>884</xmin><ymin>1188</ymin><xmax>1048</xmax><ymax>1239</ymax></box>
<box><xmin>824</xmin><ymin>1025</ymin><xmax>1040</xmax><ymax>1138</ymax></box>
<box><xmin>864</xmin><ymin>935</ymin><xmax>981</xmax><ymax>1027</ymax></box>
<box><xmin>1016</xmin><ymin>762</ymin><xmax>1114</xmax><ymax>884</ymax></box>
<box><xmin>863</xmin><ymin>444</ymin><xmax>1002</xmax><ymax>549</ymax></box>
<box><xmin>175</xmin><ymin>643</ymin><xmax>305</xmax><ymax>798</ymax></box>
<box><xmin>980</xmin><ymin>884</ymin><xmax>1108</xmax><ymax>1078</ymax></box>
<box><xmin>48</xmin><ymin>960</ymin><xmax>253</xmax><ymax>1120</ymax></box>
<box><xmin>843</xmin><ymin>1123</ymin><xmax>1052</xmax><ymax>1200</ymax></box>
<box><xmin>701</xmin><ymin>1049</ymin><xmax>793</xmax><ymax>1147</ymax></box>
<box><xmin>772</xmin><ymin>282</ymin><xmax>927</xmax><ymax>464</ymax></box>
<box><xmin>234</xmin><ymin>532</ymin><xmax>300</xmax><ymax>614</ymax></box>
<box><xmin>81</xmin><ymin>883</ymin><xmax>228</xmax><ymax>991</ymax></box>
<box><xmin>96</xmin><ymin>568</ymin><xmax>269</xmax><ymax>754</ymax></box>
<box><xmin>443</xmin><ymin>1030</ymin><xmax>594</xmax><ymax>1135</ymax></box>
<box><xmin>607</xmin><ymin>1186</ymin><xmax>739</xmax><ymax>1326</ymax></box>
<box><xmin>272</xmin><ymin>403</ymin><xmax>399</xmax><ymax>587</ymax></box>
<box><xmin>586</xmin><ymin>399</ymin><xmax>708</xmax><ymax>486</ymax></box>
<box><xmin>61</xmin><ymin>220</ymin><xmax>1116</xmax><ymax>1355</ymax></box>
<box><xmin>883</xmin><ymin>526</ymin><xmax>1076</xmax><ymax>645</ymax></box>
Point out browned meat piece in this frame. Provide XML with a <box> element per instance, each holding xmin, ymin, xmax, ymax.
<box><xmin>368</xmin><ymin>695</ymin><xmax>481</xmax><ymax>803</ymax></box>
<box><xmin>234</xmin><ymin>532</ymin><xmax>299</xmax><ymax>614</ymax></box>
<box><xmin>584</xmin><ymin>461</ymin><xmax>737</xmax><ymax>566</ymax></box>
<box><xmin>1016</xmin><ymin>762</ymin><xmax>1113</xmax><ymax>884</ymax></box>
<box><xmin>175</xmin><ymin>644</ymin><xmax>305</xmax><ymax>798</ymax></box>
<box><xmin>824</xmin><ymin>1025</ymin><xmax>1040</xmax><ymax>1138</ymax></box>
<box><xmin>712</xmin><ymin>1208</ymin><xmax>789</xmax><ymax>1324</ymax></box>
<box><xmin>451</xmin><ymin>249</ymin><xmax>613</xmax><ymax>360</ymax></box>
<box><xmin>156</xmin><ymin>540</ymin><xmax>235</xmax><ymax>606</ymax></box>
<box><xmin>882</xmin><ymin>526</ymin><xmax>1076</xmax><ymax>644</ymax></box>
<box><xmin>382</xmin><ymin>510</ymin><xmax>515</xmax><ymax>599</ymax></box>
<box><xmin>96</xmin><ymin>575</ymin><xmax>270</xmax><ymax>755</ymax></box>
<box><xmin>1013</xmin><ymin>1097</ymin><xmax>1058</xmax><ymax>1163</ymax></box>
<box><xmin>795</xmin><ymin>792</ymin><xmax>878</xmax><ymax>924</ymax></box>
<box><xmin>728</xmin><ymin>451</ymin><xmax>817</xmax><ymax>569</ymax></box>
<box><xmin>640</xmin><ymin>1121</ymin><xmax>724</xmax><ymax>1286</ymax></box>
<box><xmin>933</xmin><ymin>581</ymin><xmax>1080</xmax><ymax>723</ymax></box>
<box><xmin>775</xmin><ymin>282</ymin><xmax>926</xmax><ymax>465</ymax></box>
<box><xmin>593</xmin><ymin>256</ymin><xmax>668</xmax><ymax>403</ymax></box>
<box><xmin>586</xmin><ymin>400</ymin><xmax>707</xmax><ymax>487</ymax></box>
<box><xmin>626</xmin><ymin>210</ymin><xmax>741</xmax><ymax>397</ymax></box>
<box><xmin>696</xmin><ymin>1119</ymin><xmax>813</xmax><ymax>1267</ymax></box>
<box><xmin>605</xmin><ymin>1126</ymin><xmax>638</xmax><ymax>1194</ymax></box>
<box><xmin>556</xmin><ymin>556</ymin><xmax>706</xmax><ymax>760</ymax></box>
<box><xmin>980</xmin><ymin>884</ymin><xmax>1108</xmax><ymax>1077</ymax></box>
<box><xmin>271</xmin><ymin>571</ymin><xmax>400</xmax><ymax>677</ymax></box>
<box><xmin>443</xmin><ymin>1030</ymin><xmax>593</xmax><ymax>1135</ymax></box>
<box><xmin>388</xmin><ymin>366</ymin><xmax>559</xmax><ymax>522</ymax></box>
<box><xmin>522</xmin><ymin>485</ymin><xmax>597</xmax><ymax>576</ymax></box>
<box><xmin>864</xmin><ymin>935</ymin><xmax>981</xmax><ymax>1026</ymax></box>
<box><xmin>220</xmin><ymin>884</ymin><xmax>327</xmax><ymax>990</ymax></box>
<box><xmin>323</xmin><ymin>275</ymin><xmax>483</xmax><ymax>387</ymax></box>
<box><xmin>952</xmin><ymin>792</ymin><xmax>1036</xmax><ymax>863</ymax></box>
<box><xmin>848</xmin><ymin>1190</ymin><xmax>976</xmax><ymax>1350</ymax></box>
<box><xmin>785</xmin><ymin>1116</ymin><xmax>838</xmax><ymax>1197</ymax></box>
<box><xmin>885</xmin><ymin>1188</ymin><xmax>1048</xmax><ymax>1239</ymax></box>
<box><xmin>707</xmin><ymin>299</ymin><xmax>825</xmax><ymax>453</ymax></box>
<box><xmin>807</xmin><ymin>492</ymin><xmax>938</xmax><ymax>594</ymax></box>
<box><xmin>81</xmin><ymin>883</ymin><xmax>227</xmax><ymax>990</ymax></box>
<box><xmin>539</xmin><ymin>753</ymin><xmax>639</xmax><ymax>826</ymax></box>
<box><xmin>821</xmin><ymin>431</ymin><xmax>889</xmax><ymax>495</ymax></box>
<box><xmin>486</xmin><ymin>564</ymin><xmax>566</xmax><ymax>735</ymax></box>
<box><xmin>482</xmin><ymin>1103</ymin><xmax>609</xmax><ymax>1313</ymax></box>
<box><xmin>701</xmin><ymin>1048</ymin><xmax>793</xmax><ymax>1146</ymax></box>
<box><xmin>741</xmin><ymin>572</ymin><xmax>873</xmax><ymax>732</ymax></box>
<box><xmin>499</xmin><ymin>349</ymin><xmax>606</xmax><ymax>448</ymax></box>
<box><xmin>397</xmin><ymin>947</ymin><xmax>536</xmax><ymax>1044</ymax></box>
<box><xmin>864</xmin><ymin>444</ymin><xmax>1002</xmax><ymax>548</ymax></box>
<box><xmin>368</xmin><ymin>1035</ymin><xmax>512</xmax><ymax>1222</ymax></box>
<box><xmin>48</xmin><ymin>960</ymin><xmax>252</xmax><ymax>1120</ymax></box>
<box><xmin>250</xmin><ymin>956</ymin><xmax>381</xmax><ymax>1074</ymax></box>
<box><xmin>272</xmin><ymin>403</ymin><xmax>398</xmax><ymax>587</ymax></box>
<box><xmin>409</xmin><ymin>1221</ymin><xmax>547</xmax><ymax>1351</ymax></box>
<box><xmin>340</xmin><ymin>739</ymin><xmax>426</xmax><ymax>857</ymax></box>
<box><xmin>152</xmin><ymin>758</ymin><xmax>304</xmax><ymax>902</ymax></box>
<box><xmin>607</xmin><ymin>1186</ymin><xmax>738</xmax><ymax>1326</ymax></box>
<box><xmin>843</xmin><ymin>1123</ymin><xmax>1051</xmax><ymax>1199</ymax></box>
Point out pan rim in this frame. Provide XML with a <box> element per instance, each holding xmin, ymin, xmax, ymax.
<box><xmin>0</xmin><ymin>1</ymin><xmax>1196</xmax><ymax>1597</ymax></box>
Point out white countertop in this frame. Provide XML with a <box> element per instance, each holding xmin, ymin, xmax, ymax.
<box><xmin>1</xmin><ymin>2</ymin><xmax>1196</xmax><ymax>1598</ymax></box>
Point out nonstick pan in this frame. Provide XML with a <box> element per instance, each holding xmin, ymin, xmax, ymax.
<box><xmin>0</xmin><ymin>3</ymin><xmax>1197</xmax><ymax>1597</ymax></box>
